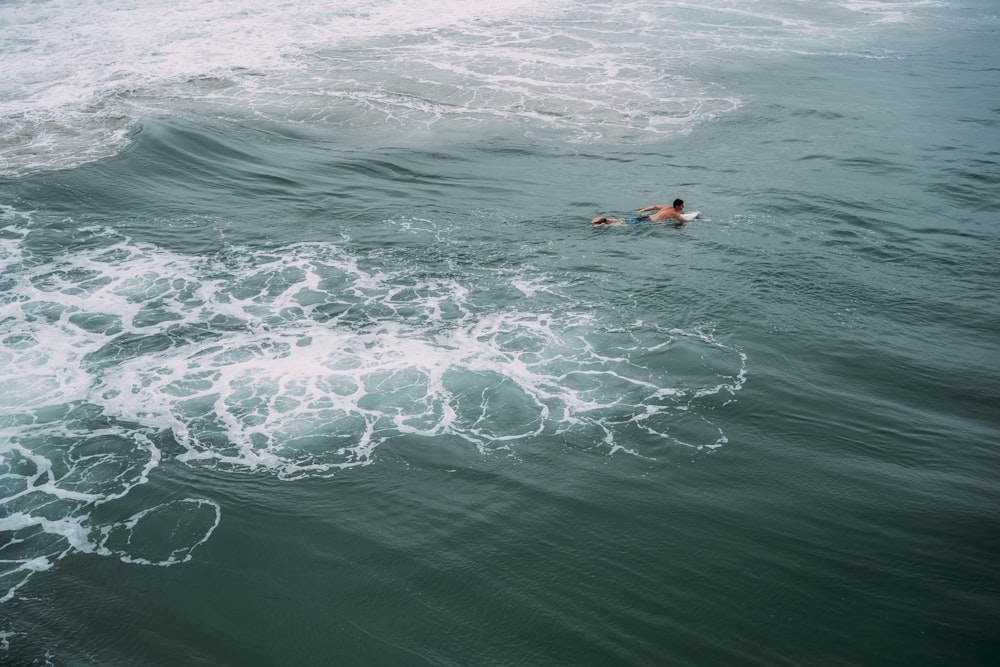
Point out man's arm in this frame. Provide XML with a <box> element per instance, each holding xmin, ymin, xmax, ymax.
<box><xmin>638</xmin><ymin>204</ymin><xmax>666</xmax><ymax>215</ymax></box>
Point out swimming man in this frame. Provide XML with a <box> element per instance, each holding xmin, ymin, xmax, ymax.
<box><xmin>592</xmin><ymin>199</ymin><xmax>686</xmax><ymax>226</ymax></box>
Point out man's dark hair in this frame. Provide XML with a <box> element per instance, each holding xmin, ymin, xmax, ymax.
<box><xmin>673</xmin><ymin>199</ymin><xmax>684</xmax><ymax>208</ymax></box>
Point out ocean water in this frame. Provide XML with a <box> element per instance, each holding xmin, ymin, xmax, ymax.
<box><xmin>2</xmin><ymin>0</ymin><xmax>999</xmax><ymax>664</ymax></box>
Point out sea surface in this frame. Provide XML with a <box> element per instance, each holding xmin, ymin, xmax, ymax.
<box><xmin>2</xmin><ymin>0</ymin><xmax>999</xmax><ymax>664</ymax></box>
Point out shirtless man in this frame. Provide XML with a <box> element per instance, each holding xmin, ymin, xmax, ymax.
<box><xmin>592</xmin><ymin>199</ymin><xmax>686</xmax><ymax>226</ymax></box>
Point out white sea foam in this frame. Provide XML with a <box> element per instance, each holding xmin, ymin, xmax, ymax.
<box><xmin>0</xmin><ymin>218</ymin><xmax>746</xmax><ymax>601</ymax></box>
<box><xmin>3</xmin><ymin>226</ymin><xmax>746</xmax><ymax>466</ymax></box>
<box><xmin>3</xmin><ymin>0</ymin><xmax>936</xmax><ymax>174</ymax></box>
<box><xmin>0</xmin><ymin>0</ymin><xmax>858</xmax><ymax>175</ymax></box>
<box><xmin>838</xmin><ymin>0</ymin><xmax>943</xmax><ymax>25</ymax></box>
<box><xmin>96</xmin><ymin>499</ymin><xmax>221</xmax><ymax>567</ymax></box>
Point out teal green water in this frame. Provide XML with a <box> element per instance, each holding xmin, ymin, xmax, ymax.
<box><xmin>2</xmin><ymin>1</ymin><xmax>999</xmax><ymax>664</ymax></box>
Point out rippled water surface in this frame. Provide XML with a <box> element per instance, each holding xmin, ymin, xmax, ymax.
<box><xmin>2</xmin><ymin>0</ymin><xmax>999</xmax><ymax>664</ymax></box>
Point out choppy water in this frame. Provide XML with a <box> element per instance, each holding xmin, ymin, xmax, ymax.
<box><xmin>2</xmin><ymin>0</ymin><xmax>999</xmax><ymax>664</ymax></box>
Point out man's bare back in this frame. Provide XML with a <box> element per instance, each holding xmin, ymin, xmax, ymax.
<box><xmin>591</xmin><ymin>198</ymin><xmax>686</xmax><ymax>226</ymax></box>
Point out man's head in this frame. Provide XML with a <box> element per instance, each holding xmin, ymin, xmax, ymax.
<box><xmin>673</xmin><ymin>199</ymin><xmax>684</xmax><ymax>210</ymax></box>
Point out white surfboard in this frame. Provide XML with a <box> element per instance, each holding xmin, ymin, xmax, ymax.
<box><xmin>680</xmin><ymin>211</ymin><xmax>700</xmax><ymax>222</ymax></box>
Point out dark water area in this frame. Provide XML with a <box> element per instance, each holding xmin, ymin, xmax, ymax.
<box><xmin>2</xmin><ymin>0</ymin><xmax>999</xmax><ymax>664</ymax></box>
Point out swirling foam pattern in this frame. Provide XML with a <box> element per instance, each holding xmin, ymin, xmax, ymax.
<box><xmin>0</xmin><ymin>0</ymin><xmax>725</xmax><ymax>175</ymax></box>
<box><xmin>3</xmin><ymin>0</ymin><xmax>929</xmax><ymax>176</ymax></box>
<box><xmin>0</xmin><ymin>211</ymin><xmax>745</xmax><ymax>601</ymax></box>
